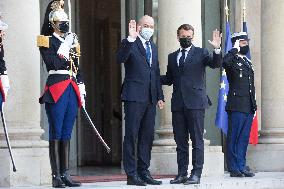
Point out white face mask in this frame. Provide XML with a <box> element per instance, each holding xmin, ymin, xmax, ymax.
<box><xmin>140</xmin><ymin>27</ymin><xmax>154</xmax><ymax>41</ymax></box>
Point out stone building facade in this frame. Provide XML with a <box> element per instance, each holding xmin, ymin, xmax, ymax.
<box><xmin>0</xmin><ymin>0</ymin><xmax>283</xmax><ymax>186</ymax></box>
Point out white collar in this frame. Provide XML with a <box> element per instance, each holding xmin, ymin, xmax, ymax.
<box><xmin>138</xmin><ymin>34</ymin><xmax>149</xmax><ymax>44</ymax></box>
<box><xmin>179</xmin><ymin>45</ymin><xmax>192</xmax><ymax>52</ymax></box>
<box><xmin>53</xmin><ymin>32</ymin><xmax>65</xmax><ymax>43</ymax></box>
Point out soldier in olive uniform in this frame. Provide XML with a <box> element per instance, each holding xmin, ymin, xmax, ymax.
<box><xmin>223</xmin><ymin>32</ymin><xmax>257</xmax><ymax>178</ymax></box>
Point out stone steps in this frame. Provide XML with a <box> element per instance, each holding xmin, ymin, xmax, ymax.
<box><xmin>2</xmin><ymin>172</ymin><xmax>284</xmax><ymax>189</ymax></box>
<box><xmin>90</xmin><ymin>172</ymin><xmax>284</xmax><ymax>189</ymax></box>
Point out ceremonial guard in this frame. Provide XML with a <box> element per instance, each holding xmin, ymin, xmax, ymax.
<box><xmin>223</xmin><ymin>32</ymin><xmax>257</xmax><ymax>177</ymax></box>
<box><xmin>0</xmin><ymin>14</ymin><xmax>10</xmax><ymax>109</ymax></box>
<box><xmin>38</xmin><ymin>1</ymin><xmax>85</xmax><ymax>187</ymax></box>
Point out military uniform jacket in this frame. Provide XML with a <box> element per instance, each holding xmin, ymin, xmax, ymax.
<box><xmin>223</xmin><ymin>48</ymin><xmax>257</xmax><ymax>113</ymax></box>
<box><xmin>39</xmin><ymin>34</ymin><xmax>83</xmax><ymax>106</ymax></box>
<box><xmin>161</xmin><ymin>45</ymin><xmax>222</xmax><ymax>111</ymax></box>
<box><xmin>0</xmin><ymin>45</ymin><xmax>7</xmax><ymax>75</ymax></box>
<box><xmin>0</xmin><ymin>44</ymin><xmax>7</xmax><ymax>101</ymax></box>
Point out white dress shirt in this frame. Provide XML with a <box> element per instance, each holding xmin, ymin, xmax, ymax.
<box><xmin>176</xmin><ymin>45</ymin><xmax>221</xmax><ymax>66</ymax></box>
<box><xmin>176</xmin><ymin>46</ymin><xmax>192</xmax><ymax>66</ymax></box>
<box><xmin>127</xmin><ymin>35</ymin><xmax>152</xmax><ymax>66</ymax></box>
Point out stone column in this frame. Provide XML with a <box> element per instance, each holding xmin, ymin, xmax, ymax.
<box><xmin>0</xmin><ymin>0</ymin><xmax>50</xmax><ymax>186</ymax></box>
<box><xmin>149</xmin><ymin>0</ymin><xmax>223</xmax><ymax>176</ymax></box>
<box><xmin>247</xmin><ymin>0</ymin><xmax>284</xmax><ymax>171</ymax></box>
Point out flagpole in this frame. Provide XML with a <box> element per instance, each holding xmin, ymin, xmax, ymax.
<box><xmin>243</xmin><ymin>0</ymin><xmax>247</xmax><ymax>22</ymax></box>
<box><xmin>68</xmin><ymin>0</ymin><xmax>72</xmax><ymax>32</ymax></box>
<box><xmin>225</xmin><ymin>0</ymin><xmax>229</xmax><ymax>22</ymax></box>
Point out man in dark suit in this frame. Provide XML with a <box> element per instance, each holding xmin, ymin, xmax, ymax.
<box><xmin>117</xmin><ymin>15</ymin><xmax>164</xmax><ymax>186</ymax></box>
<box><xmin>161</xmin><ymin>24</ymin><xmax>222</xmax><ymax>185</ymax></box>
<box><xmin>223</xmin><ymin>32</ymin><xmax>256</xmax><ymax>178</ymax></box>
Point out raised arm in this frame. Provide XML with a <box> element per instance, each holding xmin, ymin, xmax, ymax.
<box><xmin>223</xmin><ymin>40</ymin><xmax>240</xmax><ymax>69</ymax></box>
<box><xmin>204</xmin><ymin>29</ymin><xmax>222</xmax><ymax>69</ymax></box>
<box><xmin>40</xmin><ymin>46</ymin><xmax>68</xmax><ymax>70</ymax></box>
<box><xmin>117</xmin><ymin>20</ymin><xmax>140</xmax><ymax>64</ymax></box>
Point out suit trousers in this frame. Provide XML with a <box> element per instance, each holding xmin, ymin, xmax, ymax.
<box><xmin>226</xmin><ymin>111</ymin><xmax>253</xmax><ymax>172</ymax></box>
<box><xmin>123</xmin><ymin>101</ymin><xmax>156</xmax><ymax>177</ymax></box>
<box><xmin>172</xmin><ymin>108</ymin><xmax>205</xmax><ymax>177</ymax></box>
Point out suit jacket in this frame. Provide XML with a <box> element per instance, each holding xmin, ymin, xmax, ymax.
<box><xmin>117</xmin><ymin>37</ymin><xmax>164</xmax><ymax>104</ymax></box>
<box><xmin>223</xmin><ymin>48</ymin><xmax>257</xmax><ymax>113</ymax></box>
<box><xmin>161</xmin><ymin>45</ymin><xmax>221</xmax><ymax>111</ymax></box>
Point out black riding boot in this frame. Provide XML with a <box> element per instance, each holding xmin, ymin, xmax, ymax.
<box><xmin>60</xmin><ymin>140</ymin><xmax>81</xmax><ymax>187</ymax></box>
<box><xmin>49</xmin><ymin>140</ymin><xmax>65</xmax><ymax>188</ymax></box>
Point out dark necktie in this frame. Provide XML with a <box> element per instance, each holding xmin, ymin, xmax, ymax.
<box><xmin>179</xmin><ymin>49</ymin><xmax>186</xmax><ymax>67</ymax></box>
<box><xmin>145</xmin><ymin>41</ymin><xmax>151</xmax><ymax>67</ymax></box>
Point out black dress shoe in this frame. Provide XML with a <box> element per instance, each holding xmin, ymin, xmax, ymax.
<box><xmin>52</xmin><ymin>175</ymin><xmax>65</xmax><ymax>188</ymax></box>
<box><xmin>230</xmin><ymin>171</ymin><xmax>245</xmax><ymax>177</ymax></box>
<box><xmin>61</xmin><ymin>172</ymin><xmax>81</xmax><ymax>187</ymax></box>
<box><xmin>184</xmin><ymin>175</ymin><xmax>200</xmax><ymax>185</ymax></box>
<box><xmin>245</xmin><ymin>166</ymin><xmax>251</xmax><ymax>171</ymax></box>
<box><xmin>139</xmin><ymin>174</ymin><xmax>162</xmax><ymax>185</ymax></box>
<box><xmin>170</xmin><ymin>175</ymin><xmax>188</xmax><ymax>184</ymax></box>
<box><xmin>241</xmin><ymin>170</ymin><xmax>255</xmax><ymax>177</ymax></box>
<box><xmin>127</xmin><ymin>175</ymin><xmax>147</xmax><ymax>186</ymax></box>
<box><xmin>60</xmin><ymin>141</ymin><xmax>81</xmax><ymax>187</ymax></box>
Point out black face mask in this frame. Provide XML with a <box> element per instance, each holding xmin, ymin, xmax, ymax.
<box><xmin>58</xmin><ymin>22</ymin><xmax>70</xmax><ymax>33</ymax></box>
<box><xmin>179</xmin><ymin>37</ymin><xmax>192</xmax><ymax>48</ymax></box>
<box><xmin>239</xmin><ymin>45</ymin><xmax>249</xmax><ymax>55</ymax></box>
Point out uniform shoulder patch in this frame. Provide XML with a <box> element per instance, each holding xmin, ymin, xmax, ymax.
<box><xmin>75</xmin><ymin>43</ymin><xmax>81</xmax><ymax>56</ymax></box>
<box><xmin>37</xmin><ymin>35</ymin><xmax>50</xmax><ymax>48</ymax></box>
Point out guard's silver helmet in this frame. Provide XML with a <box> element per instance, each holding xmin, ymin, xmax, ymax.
<box><xmin>0</xmin><ymin>13</ymin><xmax>8</xmax><ymax>30</ymax></box>
<box><xmin>48</xmin><ymin>1</ymin><xmax>69</xmax><ymax>24</ymax></box>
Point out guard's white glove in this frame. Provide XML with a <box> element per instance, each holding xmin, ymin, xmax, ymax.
<box><xmin>78</xmin><ymin>83</ymin><xmax>86</xmax><ymax>108</ymax></box>
<box><xmin>72</xmin><ymin>34</ymin><xmax>79</xmax><ymax>47</ymax></box>
<box><xmin>1</xmin><ymin>74</ymin><xmax>10</xmax><ymax>100</ymax></box>
<box><xmin>57</xmin><ymin>33</ymin><xmax>75</xmax><ymax>60</ymax></box>
<box><xmin>233</xmin><ymin>39</ymin><xmax>240</xmax><ymax>52</ymax></box>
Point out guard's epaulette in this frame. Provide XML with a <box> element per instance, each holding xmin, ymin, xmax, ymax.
<box><xmin>75</xmin><ymin>43</ymin><xmax>81</xmax><ymax>56</ymax></box>
<box><xmin>37</xmin><ymin>35</ymin><xmax>50</xmax><ymax>48</ymax></box>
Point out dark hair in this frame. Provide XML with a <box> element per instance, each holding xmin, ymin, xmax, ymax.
<box><xmin>41</xmin><ymin>0</ymin><xmax>63</xmax><ymax>36</ymax></box>
<box><xmin>41</xmin><ymin>1</ymin><xmax>54</xmax><ymax>36</ymax></box>
<box><xmin>177</xmin><ymin>24</ymin><xmax>194</xmax><ymax>36</ymax></box>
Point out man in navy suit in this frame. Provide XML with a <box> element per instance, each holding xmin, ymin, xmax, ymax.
<box><xmin>161</xmin><ymin>24</ymin><xmax>222</xmax><ymax>185</ymax></box>
<box><xmin>117</xmin><ymin>15</ymin><xmax>164</xmax><ymax>186</ymax></box>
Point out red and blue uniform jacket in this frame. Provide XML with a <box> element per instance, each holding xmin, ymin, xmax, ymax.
<box><xmin>0</xmin><ymin>44</ymin><xmax>7</xmax><ymax>101</ymax></box>
<box><xmin>39</xmin><ymin>34</ymin><xmax>83</xmax><ymax>107</ymax></box>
